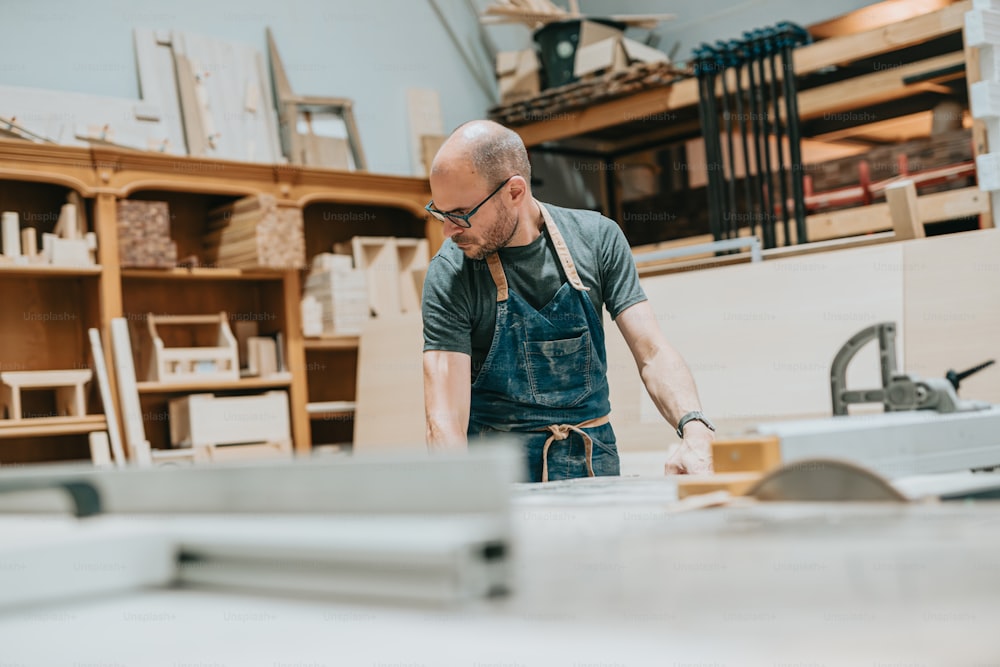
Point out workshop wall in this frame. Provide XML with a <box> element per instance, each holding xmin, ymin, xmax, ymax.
<box><xmin>0</xmin><ymin>0</ymin><xmax>888</xmax><ymax>177</ymax></box>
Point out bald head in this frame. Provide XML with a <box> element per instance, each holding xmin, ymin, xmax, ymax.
<box><xmin>432</xmin><ymin>120</ymin><xmax>531</xmax><ymax>188</ymax></box>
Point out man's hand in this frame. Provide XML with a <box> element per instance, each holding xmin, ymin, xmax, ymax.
<box><xmin>665</xmin><ymin>423</ymin><xmax>714</xmax><ymax>475</ymax></box>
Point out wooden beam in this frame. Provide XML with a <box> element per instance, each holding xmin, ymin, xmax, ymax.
<box><xmin>793</xmin><ymin>1</ymin><xmax>970</xmax><ymax>75</ymax></box>
<box><xmin>798</xmin><ymin>52</ymin><xmax>966</xmax><ymax>121</ymax></box>
<box><xmin>515</xmin><ymin>83</ymin><xmax>694</xmax><ymax>147</ymax></box>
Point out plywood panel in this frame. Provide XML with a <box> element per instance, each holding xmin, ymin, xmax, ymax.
<box><xmin>607</xmin><ymin>244</ymin><xmax>906</xmax><ymax>450</ymax></box>
<box><xmin>353</xmin><ymin>314</ymin><xmax>424</xmax><ymax>452</ymax></box>
<box><xmin>902</xmin><ymin>228</ymin><xmax>1000</xmax><ymax>404</ymax></box>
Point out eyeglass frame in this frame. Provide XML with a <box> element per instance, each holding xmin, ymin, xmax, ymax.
<box><xmin>425</xmin><ymin>175</ymin><xmax>515</xmax><ymax>228</ymax></box>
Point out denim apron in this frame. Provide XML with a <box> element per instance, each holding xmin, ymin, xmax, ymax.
<box><xmin>468</xmin><ymin>201</ymin><xmax>619</xmax><ymax>483</ymax></box>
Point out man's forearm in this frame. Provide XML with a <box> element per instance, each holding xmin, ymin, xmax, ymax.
<box><xmin>426</xmin><ymin>412</ymin><xmax>469</xmax><ymax>450</ymax></box>
<box><xmin>637</xmin><ymin>343</ymin><xmax>703</xmax><ymax>429</ymax></box>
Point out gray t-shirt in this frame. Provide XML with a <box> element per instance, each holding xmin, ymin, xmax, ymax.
<box><xmin>422</xmin><ymin>202</ymin><xmax>647</xmax><ymax>378</ymax></box>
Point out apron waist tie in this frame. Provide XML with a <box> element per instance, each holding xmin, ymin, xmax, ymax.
<box><xmin>537</xmin><ymin>414</ymin><xmax>610</xmax><ymax>483</ymax></box>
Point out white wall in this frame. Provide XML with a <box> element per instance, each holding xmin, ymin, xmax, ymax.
<box><xmin>0</xmin><ymin>0</ymin><xmax>497</xmax><ymax>176</ymax></box>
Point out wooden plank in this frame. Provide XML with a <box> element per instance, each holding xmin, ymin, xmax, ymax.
<box><xmin>407</xmin><ymin>89</ymin><xmax>444</xmax><ymax>178</ymax></box>
<box><xmin>0</xmin><ymin>415</ymin><xmax>106</xmax><ymax>439</ymax></box>
<box><xmin>793</xmin><ymin>1</ymin><xmax>970</xmax><ymax>75</ymax></box>
<box><xmin>885</xmin><ymin>180</ymin><xmax>925</xmax><ymax>241</ymax></box>
<box><xmin>133</xmin><ymin>29</ymin><xmax>188</xmax><ymax>154</ymax></box>
<box><xmin>805</xmin><ymin>186</ymin><xmax>988</xmax><ymax>241</ymax></box>
<box><xmin>515</xmin><ymin>83</ymin><xmax>689</xmax><ymax>146</ymax></box>
<box><xmin>88</xmin><ymin>328</ymin><xmax>127</xmax><ymax>467</ymax></box>
<box><xmin>353</xmin><ymin>314</ymin><xmax>424</xmax><ymax>451</ymax></box>
<box><xmin>110</xmin><ymin>317</ymin><xmax>153</xmax><ymax>465</ymax></box>
<box><xmin>797</xmin><ymin>52</ymin><xmax>966</xmax><ymax>121</ymax></box>
<box><xmin>281</xmin><ymin>269</ymin><xmax>311</xmax><ymax>455</ymax></box>
<box><xmin>675</xmin><ymin>472</ymin><xmax>762</xmax><ymax>499</ymax></box>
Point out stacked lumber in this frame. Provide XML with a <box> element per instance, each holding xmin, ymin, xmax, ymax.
<box><xmin>116</xmin><ymin>200</ymin><xmax>177</xmax><ymax>268</ymax></box>
<box><xmin>489</xmin><ymin>60</ymin><xmax>687</xmax><ymax>126</ymax></box>
<box><xmin>808</xmin><ymin>129</ymin><xmax>973</xmax><ymax>187</ymax></box>
<box><xmin>203</xmin><ymin>195</ymin><xmax>305</xmax><ymax>269</ymax></box>
<box><xmin>302</xmin><ymin>253</ymin><xmax>369</xmax><ymax>337</ymax></box>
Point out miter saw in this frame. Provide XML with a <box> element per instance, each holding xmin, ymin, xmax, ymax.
<box><xmin>830</xmin><ymin>322</ymin><xmax>994</xmax><ymax>415</ymax></box>
<box><xmin>752</xmin><ymin>322</ymin><xmax>1000</xmax><ymax>481</ymax></box>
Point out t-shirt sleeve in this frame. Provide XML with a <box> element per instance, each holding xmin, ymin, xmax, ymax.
<box><xmin>422</xmin><ymin>253</ymin><xmax>474</xmax><ymax>356</ymax></box>
<box><xmin>599</xmin><ymin>217</ymin><xmax>647</xmax><ymax>320</ymax></box>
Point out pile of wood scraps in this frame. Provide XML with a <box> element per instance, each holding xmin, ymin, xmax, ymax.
<box><xmin>203</xmin><ymin>195</ymin><xmax>306</xmax><ymax>270</ymax></box>
<box><xmin>480</xmin><ymin>0</ymin><xmax>674</xmax><ymax>30</ymax></box>
<box><xmin>489</xmin><ymin>60</ymin><xmax>688</xmax><ymax>125</ymax></box>
<box><xmin>1</xmin><ymin>195</ymin><xmax>98</xmax><ymax>268</ymax></box>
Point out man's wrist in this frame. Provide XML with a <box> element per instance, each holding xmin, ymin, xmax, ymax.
<box><xmin>675</xmin><ymin>410</ymin><xmax>716</xmax><ymax>439</ymax></box>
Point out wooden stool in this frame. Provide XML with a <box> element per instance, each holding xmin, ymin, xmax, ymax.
<box><xmin>0</xmin><ymin>370</ymin><xmax>93</xmax><ymax>420</ymax></box>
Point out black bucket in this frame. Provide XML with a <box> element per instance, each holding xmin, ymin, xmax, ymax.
<box><xmin>532</xmin><ymin>18</ymin><xmax>626</xmax><ymax>89</ymax></box>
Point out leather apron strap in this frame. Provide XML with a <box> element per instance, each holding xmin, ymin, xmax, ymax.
<box><xmin>539</xmin><ymin>414</ymin><xmax>611</xmax><ymax>483</ymax></box>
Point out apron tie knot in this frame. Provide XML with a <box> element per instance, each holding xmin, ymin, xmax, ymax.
<box><xmin>538</xmin><ymin>414</ymin><xmax>610</xmax><ymax>483</ymax></box>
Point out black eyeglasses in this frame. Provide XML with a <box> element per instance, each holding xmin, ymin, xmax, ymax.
<box><xmin>425</xmin><ymin>176</ymin><xmax>514</xmax><ymax>228</ymax></box>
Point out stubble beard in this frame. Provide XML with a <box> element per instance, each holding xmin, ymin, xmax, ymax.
<box><xmin>457</xmin><ymin>205</ymin><xmax>520</xmax><ymax>261</ymax></box>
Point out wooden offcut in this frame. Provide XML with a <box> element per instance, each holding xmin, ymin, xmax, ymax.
<box><xmin>886</xmin><ymin>180</ymin><xmax>925</xmax><ymax>241</ymax></box>
<box><xmin>711</xmin><ymin>437</ymin><xmax>782</xmax><ymax>474</ymax></box>
<box><xmin>204</xmin><ymin>195</ymin><xmax>305</xmax><ymax>269</ymax></box>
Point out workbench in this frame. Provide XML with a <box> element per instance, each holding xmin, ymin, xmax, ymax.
<box><xmin>1</xmin><ymin>468</ymin><xmax>999</xmax><ymax>665</ymax></box>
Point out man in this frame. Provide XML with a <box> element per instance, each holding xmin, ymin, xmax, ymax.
<box><xmin>421</xmin><ymin>120</ymin><xmax>714</xmax><ymax>482</ymax></box>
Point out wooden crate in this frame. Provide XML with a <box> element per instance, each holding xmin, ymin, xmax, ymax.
<box><xmin>146</xmin><ymin>312</ymin><xmax>239</xmax><ymax>383</ymax></box>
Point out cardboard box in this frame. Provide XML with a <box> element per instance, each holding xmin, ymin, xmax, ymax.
<box><xmin>496</xmin><ymin>49</ymin><xmax>541</xmax><ymax>103</ymax></box>
<box><xmin>574</xmin><ymin>34</ymin><xmax>669</xmax><ymax>79</ymax></box>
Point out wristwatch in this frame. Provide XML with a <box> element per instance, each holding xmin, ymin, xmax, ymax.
<box><xmin>676</xmin><ymin>411</ymin><xmax>716</xmax><ymax>439</ymax></box>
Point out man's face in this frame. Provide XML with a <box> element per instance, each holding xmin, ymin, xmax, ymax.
<box><xmin>428</xmin><ymin>172</ymin><xmax>519</xmax><ymax>261</ymax></box>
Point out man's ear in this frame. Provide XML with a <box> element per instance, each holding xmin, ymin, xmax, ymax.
<box><xmin>507</xmin><ymin>175</ymin><xmax>528</xmax><ymax>204</ymax></box>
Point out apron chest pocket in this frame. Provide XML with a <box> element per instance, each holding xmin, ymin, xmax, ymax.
<box><xmin>523</xmin><ymin>331</ymin><xmax>593</xmax><ymax>408</ymax></box>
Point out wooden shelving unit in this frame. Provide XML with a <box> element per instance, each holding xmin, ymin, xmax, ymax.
<box><xmin>0</xmin><ymin>139</ymin><xmax>431</xmax><ymax>463</ymax></box>
<box><xmin>499</xmin><ymin>0</ymin><xmax>990</xmax><ymax>254</ymax></box>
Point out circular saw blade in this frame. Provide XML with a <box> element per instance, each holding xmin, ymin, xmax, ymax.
<box><xmin>747</xmin><ymin>458</ymin><xmax>908</xmax><ymax>502</ymax></box>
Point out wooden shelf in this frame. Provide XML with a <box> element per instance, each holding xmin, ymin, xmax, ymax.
<box><xmin>506</xmin><ymin>1</ymin><xmax>971</xmax><ymax>150</ymax></box>
<box><xmin>0</xmin><ymin>264</ymin><xmax>101</xmax><ymax>278</ymax></box>
<box><xmin>0</xmin><ymin>415</ymin><xmax>106</xmax><ymax>439</ymax></box>
<box><xmin>303</xmin><ymin>336</ymin><xmax>360</xmax><ymax>351</ymax></box>
<box><xmin>306</xmin><ymin>401</ymin><xmax>356</xmax><ymax>420</ymax></box>
<box><xmin>121</xmin><ymin>267</ymin><xmax>288</xmax><ymax>281</ymax></box>
<box><xmin>137</xmin><ymin>375</ymin><xmax>293</xmax><ymax>394</ymax></box>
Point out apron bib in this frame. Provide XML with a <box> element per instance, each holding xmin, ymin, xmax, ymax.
<box><xmin>468</xmin><ymin>201</ymin><xmax>619</xmax><ymax>483</ymax></box>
